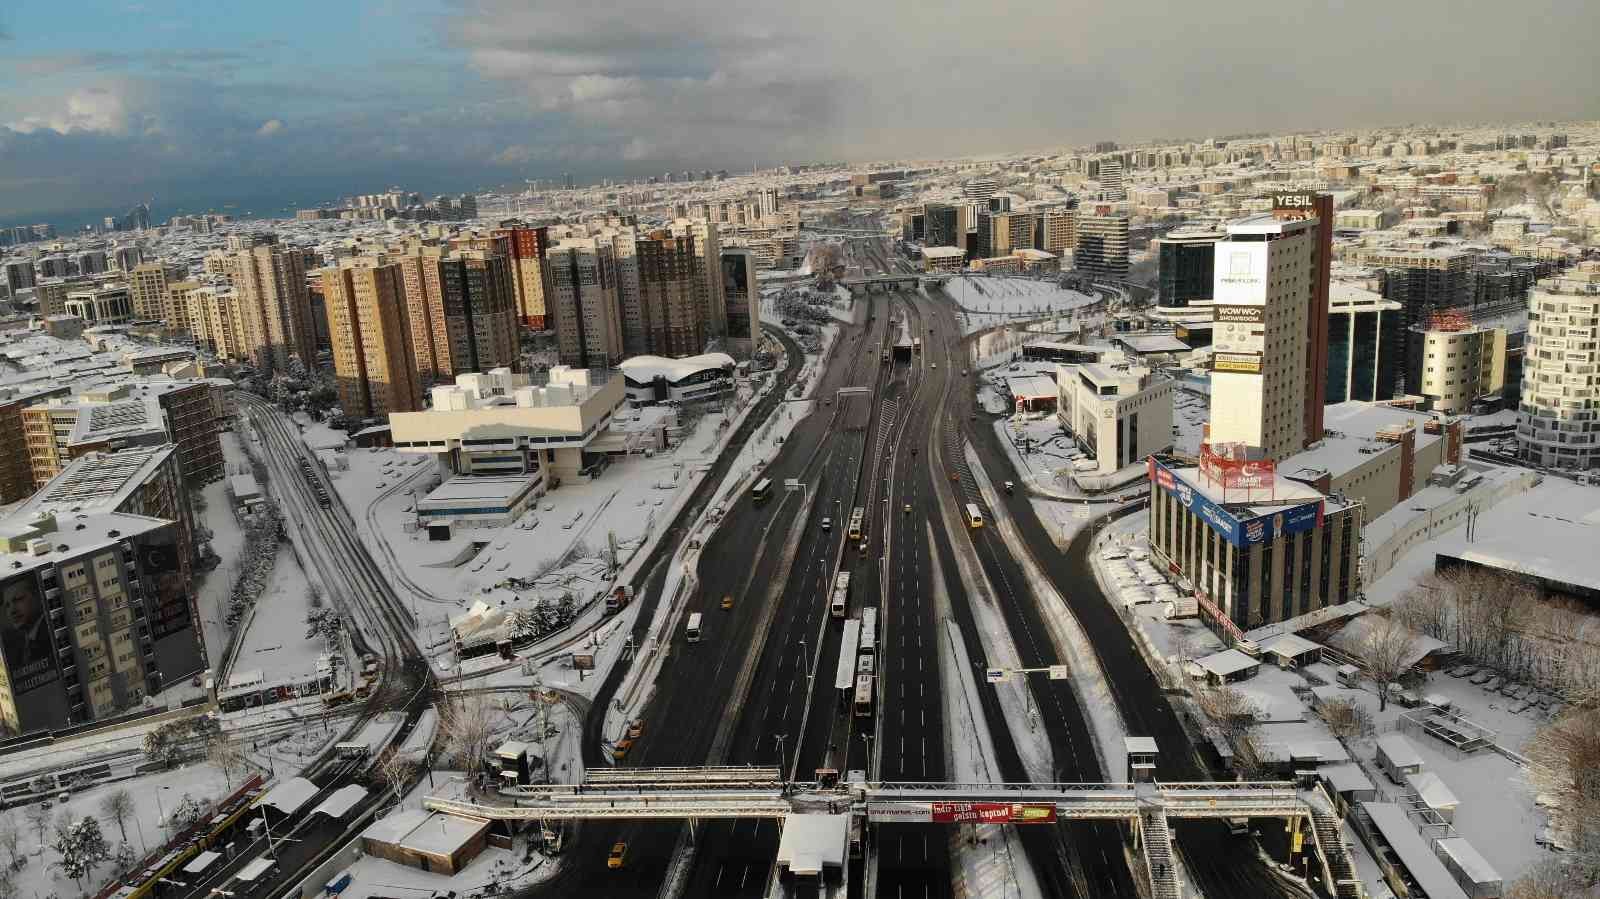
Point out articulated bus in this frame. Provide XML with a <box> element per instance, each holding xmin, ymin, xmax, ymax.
<box><xmin>853</xmin><ymin>674</ymin><xmax>874</xmax><ymax>718</ymax></box>
<box><xmin>846</xmin><ymin>507</ymin><xmax>866</xmax><ymax>542</ymax></box>
<box><xmin>860</xmin><ymin>608</ymin><xmax>878</xmax><ymax>654</ymax></box>
<box><xmin>965</xmin><ymin>503</ymin><xmax>984</xmax><ymax>529</ymax></box>
<box><xmin>830</xmin><ymin>572</ymin><xmax>851</xmax><ymax>618</ymax></box>
<box><xmin>752</xmin><ymin>478</ymin><xmax>772</xmax><ymax>502</ymax></box>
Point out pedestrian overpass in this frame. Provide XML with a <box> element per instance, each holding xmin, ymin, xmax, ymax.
<box><xmin>423</xmin><ymin>766</ymin><xmax>1362</xmax><ymax>899</ymax></box>
<box><xmin>840</xmin><ymin>274</ymin><xmax>948</xmax><ymax>295</ymax></box>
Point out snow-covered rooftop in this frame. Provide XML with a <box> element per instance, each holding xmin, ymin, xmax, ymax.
<box><xmin>775</xmin><ymin>814</ymin><xmax>848</xmax><ymax>876</ymax></box>
<box><xmin>1360</xmin><ymin>802</ymin><xmax>1471</xmax><ymax>899</ymax></box>
<box><xmin>1195</xmin><ymin>648</ymin><xmax>1259</xmax><ymax>678</ymax></box>
<box><xmin>1406</xmin><ymin>770</ymin><xmax>1460</xmax><ymax>811</ymax></box>
<box><xmin>618</xmin><ymin>352</ymin><xmax>735</xmax><ymax>384</ymax></box>
<box><xmin>260</xmin><ymin>777</ymin><xmax>319</xmax><ymax>816</ymax></box>
<box><xmin>314</xmin><ymin>784</ymin><xmax>369</xmax><ymax>820</ymax></box>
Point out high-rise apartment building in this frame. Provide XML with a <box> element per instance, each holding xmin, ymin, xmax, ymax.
<box><xmin>224</xmin><ymin>236</ymin><xmax>317</xmax><ymax>376</ymax></box>
<box><xmin>491</xmin><ymin>226</ymin><xmax>553</xmax><ymax>329</ymax></box>
<box><xmin>1207</xmin><ymin>215</ymin><xmax>1316</xmax><ymax>461</ymax></box>
<box><xmin>0</xmin><ymin>481</ymin><xmax>205</xmax><ymax>732</ymax></box>
<box><xmin>186</xmin><ymin>286</ymin><xmax>250</xmax><ymax>363</ymax></box>
<box><xmin>1074</xmin><ymin>211</ymin><xmax>1130</xmax><ymax>283</ymax></box>
<box><xmin>127</xmin><ymin>262</ymin><xmax>183</xmax><ymax>325</ymax></box>
<box><xmin>322</xmin><ymin>259</ymin><xmax>423</xmax><ymax>419</ymax></box>
<box><xmin>975</xmin><ymin>211</ymin><xmax>1036</xmax><ymax>261</ymax></box>
<box><xmin>669</xmin><ymin>219</ymin><xmax>727</xmax><ymax>339</ymax></box>
<box><xmin>1519</xmin><ymin>263</ymin><xmax>1600</xmax><ymax>470</ymax></box>
<box><xmin>1271</xmin><ymin>192</ymin><xmax>1333</xmax><ymax>445</ymax></box>
<box><xmin>961</xmin><ymin>178</ymin><xmax>998</xmax><ymax>200</ymax></box>
<box><xmin>390</xmin><ymin>245</ymin><xmax>519</xmax><ymax>382</ymax></box>
<box><xmin>1153</xmin><ymin>226</ymin><xmax>1224</xmax><ymax>308</ymax></box>
<box><xmin>758</xmin><ymin>187</ymin><xmax>780</xmax><ymax>220</ymax></box>
<box><xmin>437</xmin><ymin>250</ymin><xmax>519</xmax><ymax>377</ymax></box>
<box><xmin>1039</xmin><ymin>207</ymin><xmax>1078</xmax><ymax>254</ymax></box>
<box><xmin>549</xmin><ymin>239</ymin><xmax>625</xmax><ymax>368</ymax></box>
<box><xmin>630</xmin><ymin>232</ymin><xmax>704</xmax><ymax>358</ymax></box>
<box><xmin>0</xmin><ymin>385</ymin><xmax>72</xmax><ymax>501</ymax></box>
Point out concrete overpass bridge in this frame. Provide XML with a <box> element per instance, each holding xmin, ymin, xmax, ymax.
<box><xmin>840</xmin><ymin>273</ymin><xmax>949</xmax><ymax>295</ymax></box>
<box><xmin>424</xmin><ymin>766</ymin><xmax>1362</xmax><ymax>899</ymax></box>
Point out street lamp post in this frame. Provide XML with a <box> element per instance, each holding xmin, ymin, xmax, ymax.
<box><xmin>860</xmin><ymin>733</ymin><xmax>874</xmax><ymax>774</ymax></box>
<box><xmin>774</xmin><ymin>733</ymin><xmax>789</xmax><ymax>783</ymax></box>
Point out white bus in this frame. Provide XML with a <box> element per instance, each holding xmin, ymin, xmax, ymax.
<box><xmin>965</xmin><ymin>503</ymin><xmax>984</xmax><ymax>529</ymax></box>
<box><xmin>752</xmin><ymin>478</ymin><xmax>772</xmax><ymax>502</ymax></box>
<box><xmin>686</xmin><ymin>612</ymin><xmax>703</xmax><ymax>643</ymax></box>
<box><xmin>835</xmin><ymin>620</ymin><xmax>861</xmax><ymax>697</ymax></box>
<box><xmin>860</xmin><ymin>608</ymin><xmax>877</xmax><ymax>654</ymax></box>
<box><xmin>853</xmin><ymin>674</ymin><xmax>874</xmax><ymax>718</ymax></box>
<box><xmin>847</xmin><ymin>507</ymin><xmax>867</xmax><ymax>542</ymax></box>
<box><xmin>831</xmin><ymin>572</ymin><xmax>851</xmax><ymax>618</ymax></box>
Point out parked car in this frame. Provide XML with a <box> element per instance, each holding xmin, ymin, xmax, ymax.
<box><xmin>1484</xmin><ymin>676</ymin><xmax>1504</xmax><ymax>692</ymax></box>
<box><xmin>1448</xmin><ymin>665</ymin><xmax>1476</xmax><ymax>678</ymax></box>
<box><xmin>1510</xmin><ymin>700</ymin><xmax>1533</xmax><ymax>714</ymax></box>
<box><xmin>1469</xmin><ymin>670</ymin><xmax>1493</xmax><ymax>685</ymax></box>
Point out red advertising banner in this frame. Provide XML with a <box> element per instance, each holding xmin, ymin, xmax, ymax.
<box><xmin>930</xmin><ymin>802</ymin><xmax>1058</xmax><ymax>825</ymax></box>
<box><xmin>1199</xmin><ymin>445</ymin><xmax>1275</xmax><ymax>492</ymax></box>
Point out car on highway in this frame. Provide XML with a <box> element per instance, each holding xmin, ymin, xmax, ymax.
<box><xmin>608</xmin><ymin>842</ymin><xmax>628</xmax><ymax>869</ymax></box>
<box><xmin>721</xmin><ymin>595</ymin><xmax>734</xmax><ymax>610</ymax></box>
<box><xmin>904</xmin><ymin>504</ymin><xmax>912</xmax><ymax>514</ymax></box>
<box><xmin>821</xmin><ymin>516</ymin><xmax>832</xmax><ymax>531</ymax></box>
<box><xmin>613</xmin><ymin>738</ymin><xmax>634</xmax><ymax>760</ymax></box>
<box><xmin>628</xmin><ymin>719</ymin><xmax>644</xmax><ymax>739</ymax></box>
<box><xmin>1004</xmin><ymin>481</ymin><xmax>1015</xmax><ymax>494</ymax></box>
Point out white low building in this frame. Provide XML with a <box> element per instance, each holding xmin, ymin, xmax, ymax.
<box><xmin>389</xmin><ymin>365</ymin><xmax>625</xmax><ymax>482</ymax></box>
<box><xmin>1056</xmin><ymin>352</ymin><xmax>1174</xmax><ymax>474</ymax></box>
<box><xmin>619</xmin><ymin>352</ymin><xmax>736</xmax><ymax>406</ymax></box>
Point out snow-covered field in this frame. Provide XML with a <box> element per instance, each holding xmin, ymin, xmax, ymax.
<box><xmin>8</xmin><ymin>761</ymin><xmax>247</xmax><ymax>899</ymax></box>
<box><xmin>941</xmin><ymin>275</ymin><xmax>1103</xmax><ymax>335</ymax></box>
<box><xmin>230</xmin><ymin>543</ymin><xmax>327</xmax><ymax>677</ymax></box>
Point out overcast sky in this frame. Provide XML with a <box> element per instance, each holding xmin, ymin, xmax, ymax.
<box><xmin>2</xmin><ymin>0</ymin><xmax>1598</xmax><ymax>224</ymax></box>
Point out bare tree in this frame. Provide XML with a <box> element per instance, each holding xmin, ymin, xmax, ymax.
<box><xmin>0</xmin><ymin>819</ymin><xmax>21</xmax><ymax>869</ymax></box>
<box><xmin>1509</xmin><ymin>855</ymin><xmax>1600</xmax><ymax>899</ymax></box>
<box><xmin>437</xmin><ymin>693</ymin><xmax>497</xmax><ymax>773</ymax></box>
<box><xmin>1196</xmin><ymin>686</ymin><xmax>1262</xmax><ymax>748</ymax></box>
<box><xmin>99</xmin><ymin>789</ymin><xmax>134</xmax><ymax>845</ymax></box>
<box><xmin>23</xmin><ymin>804</ymin><xmax>50</xmax><ymax>856</ymax></box>
<box><xmin>1318</xmin><ymin>698</ymin><xmax>1375</xmax><ymax>742</ymax></box>
<box><xmin>208</xmin><ymin>738</ymin><xmax>250</xmax><ymax>788</ymax></box>
<box><xmin>1526</xmin><ymin>707</ymin><xmax>1600</xmax><ymax>868</ymax></box>
<box><xmin>376</xmin><ymin>751</ymin><xmax>416</xmax><ymax>806</ymax></box>
<box><xmin>1358</xmin><ymin>615</ymin><xmax>1419</xmax><ymax>711</ymax></box>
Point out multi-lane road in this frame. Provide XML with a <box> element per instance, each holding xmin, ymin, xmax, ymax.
<box><xmin>516</xmin><ymin>236</ymin><xmax>1300</xmax><ymax>899</ymax></box>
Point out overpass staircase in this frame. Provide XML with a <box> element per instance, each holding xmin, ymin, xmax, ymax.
<box><xmin>1136</xmin><ymin>800</ymin><xmax>1181</xmax><ymax>899</ymax></box>
<box><xmin>1307</xmin><ymin>802</ymin><xmax>1365</xmax><ymax>899</ymax></box>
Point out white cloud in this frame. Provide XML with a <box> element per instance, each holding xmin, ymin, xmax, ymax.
<box><xmin>256</xmin><ymin>118</ymin><xmax>283</xmax><ymax>136</ymax></box>
<box><xmin>6</xmin><ymin>86</ymin><xmax>134</xmax><ymax>135</ymax></box>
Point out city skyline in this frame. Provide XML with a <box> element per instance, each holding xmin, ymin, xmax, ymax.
<box><xmin>4</xmin><ymin>0</ymin><xmax>1600</xmax><ymax>223</ymax></box>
